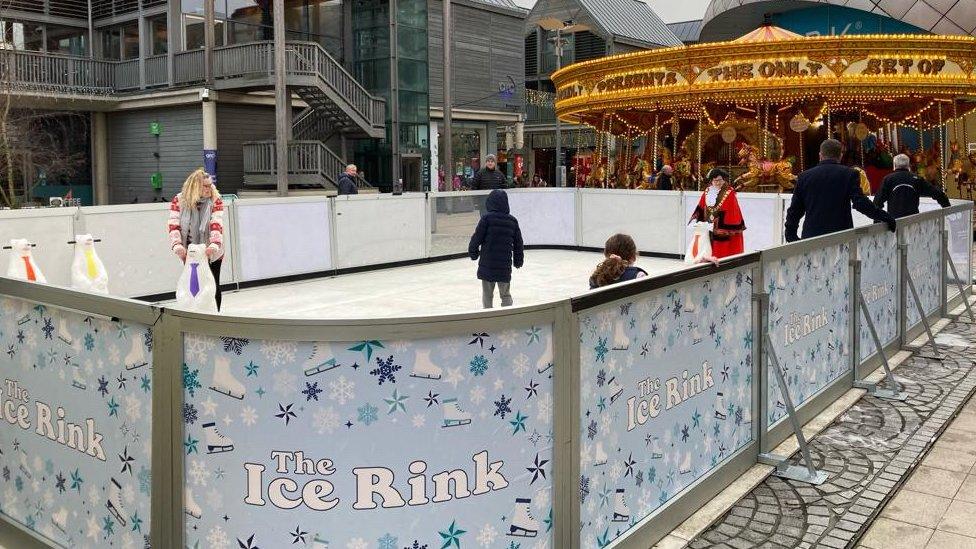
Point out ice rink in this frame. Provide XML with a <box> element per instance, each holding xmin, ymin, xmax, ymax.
<box><xmin>208</xmin><ymin>250</ymin><xmax>686</xmax><ymax>318</ymax></box>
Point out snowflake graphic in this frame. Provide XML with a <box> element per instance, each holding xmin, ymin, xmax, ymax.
<box><xmin>469</xmin><ymin>385</ymin><xmax>486</xmax><ymax>405</ymax></box>
<box><xmin>328</xmin><ymin>375</ymin><xmax>355</xmax><ymax>404</ymax></box>
<box><xmin>84</xmin><ymin>333</ymin><xmax>95</xmax><ymax>351</ymax></box>
<box><xmin>498</xmin><ymin>330</ymin><xmax>519</xmax><ymax>348</ymax></box>
<box><xmin>144</xmin><ymin>329</ymin><xmax>153</xmax><ymax>352</ymax></box>
<box><xmin>594</xmin><ymin>337</ymin><xmax>609</xmax><ymax>362</ymax></box>
<box><xmin>189</xmin><ymin>460</ymin><xmax>208</xmax><ymax>487</ymax></box>
<box><xmin>240</xmin><ymin>406</ymin><xmax>258</xmax><ymax>426</ymax></box>
<box><xmin>512</xmin><ymin>353</ymin><xmax>530</xmax><ymax>377</ymax></box>
<box><xmin>184</xmin><ymin>334</ymin><xmax>216</xmax><ymax>363</ymax></box>
<box><xmin>494</xmin><ymin>394</ymin><xmax>512</xmax><ymax>419</ymax></box>
<box><xmin>302</xmin><ymin>381</ymin><xmax>323</xmax><ymax>401</ymax></box>
<box><xmin>41</xmin><ymin>318</ymin><xmax>54</xmax><ymax>340</ymax></box>
<box><xmin>411</xmin><ymin>413</ymin><xmax>426</xmax><ymax>428</ymax></box>
<box><xmin>370</xmin><ymin>355</ymin><xmax>401</xmax><ymax>385</ymax></box>
<box><xmin>476</xmin><ymin>524</ymin><xmax>497</xmax><ymax>546</ymax></box>
<box><xmin>469</xmin><ymin>355</ymin><xmax>489</xmax><ymax>376</ymax></box>
<box><xmin>313</xmin><ymin>407</ymin><xmax>340</xmax><ymax>434</ymax></box>
<box><xmin>259</xmin><ymin>340</ymin><xmax>297</xmax><ymax>367</ymax></box>
<box><xmin>580</xmin><ymin>475</ymin><xmax>590</xmax><ymax>501</ymax></box>
<box><xmin>536</xmin><ymin>393</ymin><xmax>553</xmax><ymax>424</ymax></box>
<box><xmin>182</xmin><ymin>364</ymin><xmax>202</xmax><ymax>397</ymax></box>
<box><xmin>182</xmin><ymin>403</ymin><xmax>198</xmax><ymax>425</ymax></box>
<box><xmin>377</xmin><ymin>533</ymin><xmax>397</xmax><ymax>549</ymax></box>
<box><xmin>206</xmin><ymin>525</ymin><xmax>230</xmax><ymax>549</ymax></box>
<box><xmin>357</xmin><ymin>403</ymin><xmax>378</xmax><ymax>426</ymax></box>
<box><xmin>137</xmin><ymin>466</ymin><xmax>150</xmax><ymax>495</ymax></box>
<box><xmin>220</xmin><ymin>337</ymin><xmax>249</xmax><ymax>355</ymax></box>
<box><xmin>272</xmin><ymin>369</ymin><xmax>298</xmax><ymax>396</ymax></box>
<box><xmin>346</xmin><ymin>538</ymin><xmax>369</xmax><ymax>549</ymax></box>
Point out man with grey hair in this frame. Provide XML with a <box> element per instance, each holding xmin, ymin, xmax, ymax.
<box><xmin>337</xmin><ymin>164</ymin><xmax>359</xmax><ymax>195</ymax></box>
<box><xmin>472</xmin><ymin>154</ymin><xmax>507</xmax><ymax>190</ymax></box>
<box><xmin>785</xmin><ymin>139</ymin><xmax>895</xmax><ymax>242</ymax></box>
<box><xmin>874</xmin><ymin>153</ymin><xmax>950</xmax><ymax>218</ymax></box>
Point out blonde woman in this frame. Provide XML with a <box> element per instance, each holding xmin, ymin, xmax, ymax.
<box><xmin>167</xmin><ymin>169</ymin><xmax>225</xmax><ymax>309</ymax></box>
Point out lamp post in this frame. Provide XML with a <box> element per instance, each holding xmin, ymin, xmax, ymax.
<box><xmin>540</xmin><ymin>19</ymin><xmax>587</xmax><ymax>187</ymax></box>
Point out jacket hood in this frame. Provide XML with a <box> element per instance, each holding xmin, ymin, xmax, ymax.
<box><xmin>486</xmin><ymin>189</ymin><xmax>509</xmax><ymax>214</ymax></box>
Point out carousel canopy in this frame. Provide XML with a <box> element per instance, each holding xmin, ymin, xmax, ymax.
<box><xmin>552</xmin><ymin>24</ymin><xmax>976</xmax><ymax>135</ymax></box>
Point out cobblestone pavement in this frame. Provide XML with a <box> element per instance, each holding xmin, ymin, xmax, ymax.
<box><xmin>688</xmin><ymin>321</ymin><xmax>976</xmax><ymax>549</ymax></box>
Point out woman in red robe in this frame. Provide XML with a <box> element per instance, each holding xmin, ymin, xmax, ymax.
<box><xmin>689</xmin><ymin>168</ymin><xmax>746</xmax><ymax>258</ymax></box>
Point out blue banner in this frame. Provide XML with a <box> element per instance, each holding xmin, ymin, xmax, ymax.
<box><xmin>204</xmin><ymin>149</ymin><xmax>218</xmax><ymax>186</ymax></box>
<box><xmin>578</xmin><ymin>268</ymin><xmax>755</xmax><ymax>547</ymax></box>
<box><xmin>0</xmin><ymin>297</ymin><xmax>153</xmax><ymax>548</ymax></box>
<box><xmin>182</xmin><ymin>326</ymin><xmax>554</xmax><ymax>549</ymax></box>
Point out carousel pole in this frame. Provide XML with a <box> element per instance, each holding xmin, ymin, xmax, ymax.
<box><xmin>938</xmin><ymin>101</ymin><xmax>946</xmax><ymax>190</ymax></box>
<box><xmin>697</xmin><ymin>111</ymin><xmax>704</xmax><ymax>190</ymax></box>
<box><xmin>652</xmin><ymin>113</ymin><xmax>660</xmax><ymax>173</ymax></box>
<box><xmin>799</xmin><ymin>130</ymin><xmax>805</xmax><ymax>172</ymax></box>
<box><xmin>826</xmin><ymin>103</ymin><xmax>832</xmax><ymax>138</ymax></box>
<box><xmin>859</xmin><ymin>112</ymin><xmax>865</xmax><ymax>168</ymax></box>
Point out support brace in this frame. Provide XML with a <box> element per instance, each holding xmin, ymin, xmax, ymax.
<box><xmin>905</xmin><ymin>266</ymin><xmax>944</xmax><ymax>360</ymax></box>
<box><xmin>854</xmin><ymin>291</ymin><xmax>907</xmax><ymax>401</ymax></box>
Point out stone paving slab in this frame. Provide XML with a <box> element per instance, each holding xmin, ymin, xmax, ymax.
<box><xmin>687</xmin><ymin>320</ymin><xmax>976</xmax><ymax>549</ymax></box>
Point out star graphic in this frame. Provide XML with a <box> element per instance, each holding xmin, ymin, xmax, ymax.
<box><xmin>524</xmin><ymin>379</ymin><xmax>539</xmax><ymax>399</ymax></box>
<box><xmin>184</xmin><ymin>435</ymin><xmax>198</xmax><ymax>454</ymax></box>
<box><xmin>245</xmin><ymin>361</ymin><xmax>259</xmax><ymax>377</ymax></box>
<box><xmin>469</xmin><ymin>332</ymin><xmax>489</xmax><ymax>348</ymax></box>
<box><xmin>119</xmin><ymin>446</ymin><xmax>134</xmax><ymax>475</ymax></box>
<box><xmin>289</xmin><ymin>526</ymin><xmax>308</xmax><ymax>544</ymax></box>
<box><xmin>255</xmin><ymin>387</ymin><xmax>266</xmax><ymax>398</ymax></box>
<box><xmin>526</xmin><ymin>453</ymin><xmax>549</xmax><ymax>484</ymax></box>
<box><xmin>624</xmin><ymin>453</ymin><xmax>637</xmax><ymax>477</ymax></box>
<box><xmin>384</xmin><ymin>389</ymin><xmax>409</xmax><ymax>414</ymax></box>
<box><xmin>510</xmin><ymin>411</ymin><xmax>528</xmax><ymax>435</ymax></box>
<box><xmin>275</xmin><ymin>403</ymin><xmax>297</xmax><ymax>425</ymax></box>
<box><xmin>438</xmin><ymin>520</ymin><xmax>466</xmax><ymax>549</ymax></box>
<box><xmin>130</xmin><ymin>512</ymin><xmax>143</xmax><ymax>533</ymax></box>
<box><xmin>424</xmin><ymin>390</ymin><xmax>440</xmax><ymax>408</ymax></box>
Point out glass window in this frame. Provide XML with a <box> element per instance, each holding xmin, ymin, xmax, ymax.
<box><xmin>397</xmin><ymin>27</ymin><xmax>426</xmax><ymax>60</ymax></box>
<box><xmin>227</xmin><ymin>0</ymin><xmax>271</xmax><ymax>27</ymax></box>
<box><xmin>122</xmin><ymin>23</ymin><xmax>139</xmax><ymax>59</ymax></box>
<box><xmin>148</xmin><ymin>15</ymin><xmax>168</xmax><ymax>56</ymax></box>
<box><xmin>185</xmin><ymin>15</ymin><xmax>226</xmax><ymax>49</ymax></box>
<box><xmin>100</xmin><ymin>28</ymin><xmax>121</xmax><ymax>60</ymax></box>
<box><xmin>228</xmin><ymin>21</ymin><xmax>267</xmax><ymax>44</ymax></box>
<box><xmin>398</xmin><ymin>59</ymin><xmax>427</xmax><ymax>94</ymax></box>
<box><xmin>46</xmin><ymin>25</ymin><xmax>87</xmax><ymax>56</ymax></box>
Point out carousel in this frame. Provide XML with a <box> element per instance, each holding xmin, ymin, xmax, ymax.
<box><xmin>552</xmin><ymin>23</ymin><xmax>976</xmax><ymax>195</ymax></box>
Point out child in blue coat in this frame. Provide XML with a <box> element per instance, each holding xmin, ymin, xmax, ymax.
<box><xmin>469</xmin><ymin>190</ymin><xmax>524</xmax><ymax>308</ymax></box>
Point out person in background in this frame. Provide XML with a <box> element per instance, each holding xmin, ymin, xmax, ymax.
<box><xmin>532</xmin><ymin>174</ymin><xmax>547</xmax><ymax>187</ymax></box>
<box><xmin>689</xmin><ymin>168</ymin><xmax>746</xmax><ymax>258</ymax></box>
<box><xmin>168</xmin><ymin>168</ymin><xmax>225</xmax><ymax>310</ymax></box>
<box><xmin>337</xmin><ymin>164</ymin><xmax>359</xmax><ymax>195</ymax></box>
<box><xmin>590</xmin><ymin>234</ymin><xmax>647</xmax><ymax>288</ymax></box>
<box><xmin>874</xmin><ymin>153</ymin><xmax>950</xmax><ymax>218</ymax></box>
<box><xmin>471</xmin><ymin>154</ymin><xmax>507</xmax><ymax>190</ymax></box>
<box><xmin>656</xmin><ymin>165</ymin><xmax>674</xmax><ymax>190</ymax></box>
<box><xmin>785</xmin><ymin>139</ymin><xmax>896</xmax><ymax>242</ymax></box>
<box><xmin>468</xmin><ymin>189</ymin><xmax>524</xmax><ymax>308</ymax></box>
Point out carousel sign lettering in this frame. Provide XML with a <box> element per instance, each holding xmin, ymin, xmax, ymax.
<box><xmin>594</xmin><ymin>70</ymin><xmax>679</xmax><ymax>93</ymax></box>
<box><xmin>704</xmin><ymin>60</ymin><xmax>825</xmax><ymax>82</ymax></box>
<box><xmin>860</xmin><ymin>58</ymin><xmax>946</xmax><ymax>76</ymax></box>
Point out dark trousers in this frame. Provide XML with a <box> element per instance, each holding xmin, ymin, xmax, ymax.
<box><xmin>210</xmin><ymin>258</ymin><xmax>223</xmax><ymax>311</ymax></box>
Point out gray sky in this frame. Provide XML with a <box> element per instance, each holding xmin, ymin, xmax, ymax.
<box><xmin>511</xmin><ymin>0</ymin><xmax>711</xmax><ymax>23</ymax></box>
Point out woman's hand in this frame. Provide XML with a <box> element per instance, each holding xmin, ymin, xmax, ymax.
<box><xmin>173</xmin><ymin>244</ymin><xmax>187</xmax><ymax>261</ymax></box>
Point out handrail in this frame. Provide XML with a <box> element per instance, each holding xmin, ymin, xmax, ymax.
<box><xmin>243</xmin><ymin>140</ymin><xmax>373</xmax><ymax>190</ymax></box>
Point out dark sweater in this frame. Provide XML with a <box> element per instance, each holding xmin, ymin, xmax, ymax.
<box><xmin>785</xmin><ymin>159</ymin><xmax>895</xmax><ymax>242</ymax></box>
<box><xmin>590</xmin><ymin>266</ymin><xmax>648</xmax><ymax>289</ymax></box>
<box><xmin>337</xmin><ymin>173</ymin><xmax>359</xmax><ymax>195</ymax></box>
<box><xmin>471</xmin><ymin>167</ymin><xmax>507</xmax><ymax>190</ymax></box>
<box><xmin>874</xmin><ymin>168</ymin><xmax>950</xmax><ymax>218</ymax></box>
<box><xmin>468</xmin><ymin>190</ymin><xmax>524</xmax><ymax>283</ymax></box>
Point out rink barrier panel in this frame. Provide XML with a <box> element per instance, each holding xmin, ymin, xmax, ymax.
<box><xmin>899</xmin><ymin>208</ymin><xmax>950</xmax><ymax>345</ymax></box>
<box><xmin>0</xmin><ymin>200</ymin><xmax>971</xmax><ymax>549</ymax></box>
<box><xmin>571</xmin><ymin>254</ymin><xmax>761</xmax><ymax>549</ymax></box>
<box><xmin>853</xmin><ymin>222</ymin><xmax>904</xmax><ymax>380</ymax></box>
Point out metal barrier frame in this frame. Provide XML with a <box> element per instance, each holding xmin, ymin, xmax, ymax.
<box><xmin>853</xmin><ymin>222</ymin><xmax>904</xmax><ymax>380</ymax></box>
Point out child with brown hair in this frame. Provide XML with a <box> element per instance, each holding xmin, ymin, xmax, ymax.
<box><xmin>589</xmin><ymin>234</ymin><xmax>648</xmax><ymax>289</ymax></box>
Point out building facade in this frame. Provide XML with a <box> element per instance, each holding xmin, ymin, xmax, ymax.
<box><xmin>522</xmin><ymin>0</ymin><xmax>681</xmax><ymax>185</ymax></box>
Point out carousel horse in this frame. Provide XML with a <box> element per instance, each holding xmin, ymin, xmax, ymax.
<box><xmin>632</xmin><ymin>159</ymin><xmax>653</xmax><ymax>189</ymax></box>
<box><xmin>733</xmin><ymin>144</ymin><xmax>796</xmax><ymax>192</ymax></box>
<box><xmin>674</xmin><ymin>157</ymin><xmax>695</xmax><ymax>190</ymax></box>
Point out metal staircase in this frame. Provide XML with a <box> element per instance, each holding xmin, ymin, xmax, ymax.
<box><xmin>242</xmin><ymin>141</ymin><xmax>375</xmax><ymax>192</ymax></box>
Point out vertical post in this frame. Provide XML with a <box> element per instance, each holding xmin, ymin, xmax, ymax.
<box><xmin>942</xmin><ymin>228</ymin><xmax>950</xmax><ymax>318</ymax></box>
<box><xmin>202</xmin><ymin>97</ymin><xmax>218</xmax><ymax>184</ymax></box>
<box><xmin>204</xmin><ymin>0</ymin><xmax>215</xmax><ymax>87</ymax></box>
<box><xmin>898</xmin><ymin>240</ymin><xmax>908</xmax><ymax>347</ymax></box>
<box><xmin>442</xmin><ymin>0</ymin><xmax>453</xmax><ymax>186</ymax></box>
<box><xmin>87</xmin><ymin>0</ymin><xmax>94</xmax><ymax>59</ymax></box>
<box><xmin>167</xmin><ymin>0</ymin><xmax>178</xmax><ymax>85</ymax></box>
<box><xmin>273</xmin><ymin>0</ymin><xmax>289</xmax><ymax>196</ymax></box>
<box><xmin>138</xmin><ymin>15</ymin><xmax>147</xmax><ymax>89</ymax></box>
<box><xmin>91</xmin><ymin>112</ymin><xmax>110</xmax><ymax>205</ymax></box>
<box><xmin>149</xmin><ymin>312</ymin><xmax>182</xmax><ymax>549</ymax></box>
<box><xmin>553</xmin><ymin>301</ymin><xmax>580</xmax><ymax>549</ymax></box>
<box><xmin>390</xmin><ymin>0</ymin><xmax>401</xmax><ymax>186</ymax></box>
<box><xmin>554</xmin><ymin>27</ymin><xmax>563</xmax><ymax>187</ymax></box>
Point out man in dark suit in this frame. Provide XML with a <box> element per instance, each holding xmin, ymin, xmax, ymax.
<box><xmin>785</xmin><ymin>139</ymin><xmax>896</xmax><ymax>242</ymax></box>
<box><xmin>874</xmin><ymin>153</ymin><xmax>950</xmax><ymax>218</ymax></box>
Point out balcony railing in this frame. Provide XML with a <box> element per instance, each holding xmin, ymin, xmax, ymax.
<box><xmin>243</xmin><ymin>140</ymin><xmax>373</xmax><ymax>190</ymax></box>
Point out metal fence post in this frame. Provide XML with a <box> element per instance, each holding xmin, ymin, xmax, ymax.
<box><xmin>150</xmin><ymin>311</ymin><xmax>183</xmax><ymax>549</ymax></box>
<box><xmin>942</xmin><ymin>227</ymin><xmax>949</xmax><ymax>318</ymax></box>
<box><xmin>553</xmin><ymin>300</ymin><xmax>580</xmax><ymax>549</ymax></box>
<box><xmin>898</xmin><ymin>238</ymin><xmax>908</xmax><ymax>348</ymax></box>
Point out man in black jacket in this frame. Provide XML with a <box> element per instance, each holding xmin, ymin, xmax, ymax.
<box><xmin>874</xmin><ymin>153</ymin><xmax>950</xmax><ymax>218</ymax></box>
<box><xmin>471</xmin><ymin>154</ymin><xmax>507</xmax><ymax>190</ymax></box>
<box><xmin>337</xmin><ymin>164</ymin><xmax>359</xmax><ymax>195</ymax></box>
<box><xmin>785</xmin><ymin>139</ymin><xmax>896</xmax><ymax>242</ymax></box>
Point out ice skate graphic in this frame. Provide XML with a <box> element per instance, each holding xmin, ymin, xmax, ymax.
<box><xmin>309</xmin><ymin>534</ymin><xmax>330</xmax><ymax>549</ymax></box>
<box><xmin>678</xmin><ymin>452</ymin><xmax>692</xmax><ymax>475</ymax></box>
<box><xmin>593</xmin><ymin>442</ymin><xmax>608</xmax><ymax>466</ymax></box>
<box><xmin>507</xmin><ymin>498</ymin><xmax>539</xmax><ymax>537</ymax></box>
<box><xmin>57</xmin><ymin>313</ymin><xmax>75</xmax><ymax>347</ymax></box>
<box><xmin>714</xmin><ymin>392</ymin><xmax>727</xmax><ymax>420</ymax></box>
<box><xmin>691</xmin><ymin>324</ymin><xmax>703</xmax><ymax>345</ymax></box>
<box><xmin>184</xmin><ymin>488</ymin><xmax>202</xmax><ymax>519</ymax></box>
<box><xmin>441</xmin><ymin>398</ymin><xmax>472</xmax><ymax>428</ymax></box>
<box><xmin>683</xmin><ymin>297</ymin><xmax>696</xmax><ymax>314</ymax></box>
<box><xmin>124</xmin><ymin>334</ymin><xmax>148</xmax><ymax>370</ymax></box>
<box><xmin>537</xmin><ymin>339</ymin><xmax>554</xmax><ymax>375</ymax></box>
<box><xmin>209</xmin><ymin>356</ymin><xmax>245</xmax><ymax>400</ymax></box>
<box><xmin>740</xmin><ymin>405</ymin><xmax>752</xmax><ymax>425</ymax></box>
<box><xmin>106</xmin><ymin>478</ymin><xmax>126</xmax><ymax>526</ymax></box>
<box><xmin>724</xmin><ymin>281</ymin><xmax>739</xmax><ymax>308</ymax></box>
<box><xmin>409</xmin><ymin>349</ymin><xmax>442</xmax><ymax>380</ymax></box>
<box><xmin>606</xmin><ymin>376</ymin><xmax>623</xmax><ymax>404</ymax></box>
<box><xmin>611</xmin><ymin>318</ymin><xmax>630</xmax><ymax>351</ymax></box>
<box><xmin>201</xmin><ymin>422</ymin><xmax>234</xmax><ymax>453</ymax></box>
<box><xmin>648</xmin><ymin>437</ymin><xmax>663</xmax><ymax>459</ymax></box>
<box><xmin>303</xmin><ymin>343</ymin><xmax>339</xmax><ymax>377</ymax></box>
<box><xmin>51</xmin><ymin>507</ymin><xmax>68</xmax><ymax>533</ymax></box>
<box><xmin>612</xmin><ymin>489</ymin><xmax>630</xmax><ymax>522</ymax></box>
<box><xmin>71</xmin><ymin>367</ymin><xmax>86</xmax><ymax>390</ymax></box>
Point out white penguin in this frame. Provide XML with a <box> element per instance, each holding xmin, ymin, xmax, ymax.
<box><xmin>70</xmin><ymin>234</ymin><xmax>108</xmax><ymax>294</ymax></box>
<box><xmin>685</xmin><ymin>222</ymin><xmax>713</xmax><ymax>264</ymax></box>
<box><xmin>6</xmin><ymin>239</ymin><xmax>46</xmax><ymax>283</ymax></box>
<box><xmin>175</xmin><ymin>244</ymin><xmax>217</xmax><ymax>313</ymax></box>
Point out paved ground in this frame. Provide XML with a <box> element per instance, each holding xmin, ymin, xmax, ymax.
<box><xmin>685</xmin><ymin>319</ymin><xmax>976</xmax><ymax>549</ymax></box>
<box><xmin>214</xmin><ymin>250</ymin><xmax>685</xmax><ymax>318</ymax></box>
